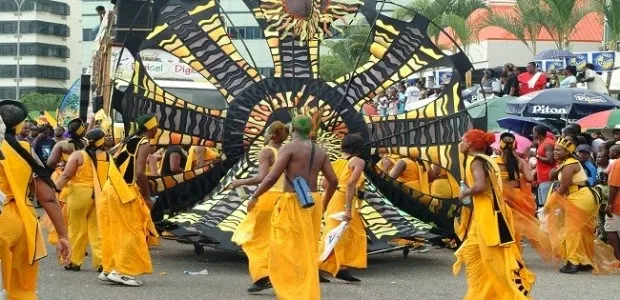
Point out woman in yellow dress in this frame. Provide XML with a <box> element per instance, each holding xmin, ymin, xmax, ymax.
<box><xmin>375</xmin><ymin>148</ymin><xmax>400</xmax><ymax>173</ymax></box>
<box><xmin>230</xmin><ymin>121</ymin><xmax>289</xmax><ymax>293</ymax></box>
<box><xmin>55</xmin><ymin>129</ymin><xmax>110</xmax><ymax>272</ymax></box>
<box><xmin>44</xmin><ymin>118</ymin><xmax>87</xmax><ymax>245</ymax></box>
<box><xmin>319</xmin><ymin>133</ymin><xmax>367</xmax><ymax>282</ymax></box>
<box><xmin>389</xmin><ymin>156</ymin><xmax>429</xmax><ymax>194</ymax></box>
<box><xmin>494</xmin><ymin>133</ymin><xmax>551</xmax><ymax>261</ymax></box>
<box><xmin>185</xmin><ymin>146</ymin><xmax>219</xmax><ymax>170</ymax></box>
<box><xmin>543</xmin><ymin>136</ymin><xmax>598</xmax><ymax>273</ymax></box>
<box><xmin>98</xmin><ymin>114</ymin><xmax>160</xmax><ymax>286</ymax></box>
<box><xmin>0</xmin><ymin>100</ymin><xmax>71</xmax><ymax>299</ymax></box>
<box><xmin>454</xmin><ymin>129</ymin><xmax>535</xmax><ymax>299</ymax></box>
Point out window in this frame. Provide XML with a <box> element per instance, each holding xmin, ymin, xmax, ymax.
<box><xmin>83</xmin><ymin>28</ymin><xmax>97</xmax><ymax>42</ymax></box>
<box><xmin>0</xmin><ymin>21</ymin><xmax>70</xmax><ymax>37</ymax></box>
<box><xmin>0</xmin><ymin>65</ymin><xmax>70</xmax><ymax>80</ymax></box>
<box><xmin>0</xmin><ymin>43</ymin><xmax>69</xmax><ymax>58</ymax></box>
<box><xmin>228</xmin><ymin>26</ymin><xmax>264</xmax><ymax>40</ymax></box>
<box><xmin>0</xmin><ymin>1</ymin><xmax>70</xmax><ymax>16</ymax></box>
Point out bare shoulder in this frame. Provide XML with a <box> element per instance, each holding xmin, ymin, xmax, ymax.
<box><xmin>350</xmin><ymin>156</ymin><xmax>365</xmax><ymax>167</ymax></box>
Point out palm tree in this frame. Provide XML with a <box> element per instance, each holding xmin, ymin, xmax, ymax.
<box><xmin>604</xmin><ymin>0</ymin><xmax>620</xmax><ymax>50</ymax></box>
<box><xmin>484</xmin><ymin>0</ymin><xmax>545</xmax><ymax>55</ymax></box>
<box><xmin>20</xmin><ymin>92</ymin><xmax>62</xmax><ymax>112</ymax></box>
<box><xmin>392</xmin><ymin>0</ymin><xmax>488</xmax><ymax>51</ymax></box>
<box><xmin>540</xmin><ymin>0</ymin><xmax>603</xmax><ymax>50</ymax></box>
<box><xmin>319</xmin><ymin>25</ymin><xmax>371</xmax><ymax>81</ymax></box>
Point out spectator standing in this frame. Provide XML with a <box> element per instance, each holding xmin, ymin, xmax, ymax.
<box><xmin>28</xmin><ymin>125</ymin><xmax>39</xmax><ymax>144</ymax></box>
<box><xmin>576</xmin><ymin>144</ymin><xmax>597</xmax><ymax>186</ymax></box>
<box><xmin>606</xmin><ymin>145</ymin><xmax>620</xmax><ymax>259</ymax></box>
<box><xmin>548</xmin><ymin>70</ymin><xmax>560</xmax><ymax>88</ymax></box>
<box><xmin>16</xmin><ymin>121</ymin><xmax>31</xmax><ymax>142</ymax></box>
<box><xmin>361</xmin><ymin>99</ymin><xmax>378</xmax><ymax>115</ymax></box>
<box><xmin>581</xmin><ymin>63</ymin><xmax>609</xmax><ymax>95</ymax></box>
<box><xmin>377</xmin><ymin>93</ymin><xmax>388</xmax><ymax>116</ymax></box>
<box><xmin>405</xmin><ymin>80</ymin><xmax>420</xmax><ymax>105</ymax></box>
<box><xmin>502</xmin><ymin>63</ymin><xmax>519</xmax><ymax>96</ymax></box>
<box><xmin>560</xmin><ymin>66</ymin><xmax>577</xmax><ymax>88</ymax></box>
<box><xmin>481</xmin><ymin>69</ymin><xmax>501</xmax><ymax>96</ymax></box>
<box><xmin>417</xmin><ymin>81</ymin><xmax>428</xmax><ymax>99</ymax></box>
<box><xmin>54</xmin><ymin>126</ymin><xmax>66</xmax><ymax>143</ymax></box>
<box><xmin>397</xmin><ymin>83</ymin><xmax>406</xmax><ymax>114</ymax></box>
<box><xmin>533</xmin><ymin>125</ymin><xmax>555</xmax><ymax>206</ymax></box>
<box><xmin>33</xmin><ymin>124</ymin><xmax>57</xmax><ymax>166</ymax></box>
<box><xmin>387</xmin><ymin>88</ymin><xmax>399</xmax><ymax>115</ymax></box>
<box><xmin>518</xmin><ymin>62</ymin><xmax>547</xmax><ymax>96</ymax></box>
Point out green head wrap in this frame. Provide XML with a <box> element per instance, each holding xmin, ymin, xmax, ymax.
<box><xmin>291</xmin><ymin>115</ymin><xmax>312</xmax><ymax>138</ymax></box>
<box><xmin>136</xmin><ymin>114</ymin><xmax>158</xmax><ymax>131</ymax></box>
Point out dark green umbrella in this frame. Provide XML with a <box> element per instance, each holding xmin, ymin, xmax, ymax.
<box><xmin>466</xmin><ymin>96</ymin><xmax>515</xmax><ymax>132</ymax></box>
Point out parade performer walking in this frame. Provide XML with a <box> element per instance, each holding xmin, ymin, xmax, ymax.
<box><xmin>249</xmin><ymin>115</ymin><xmax>338</xmax><ymax>300</ymax></box>
<box><xmin>230</xmin><ymin>121</ymin><xmax>289</xmax><ymax>293</ymax></box>
<box><xmin>389</xmin><ymin>155</ymin><xmax>429</xmax><ymax>194</ymax></box>
<box><xmin>454</xmin><ymin>129</ymin><xmax>535</xmax><ymax>299</ymax></box>
<box><xmin>494</xmin><ymin>133</ymin><xmax>550</xmax><ymax>260</ymax></box>
<box><xmin>44</xmin><ymin>118</ymin><xmax>87</xmax><ymax>245</ymax></box>
<box><xmin>0</xmin><ymin>100</ymin><xmax>71</xmax><ymax>299</ymax></box>
<box><xmin>543</xmin><ymin>136</ymin><xmax>598</xmax><ymax>273</ymax></box>
<box><xmin>55</xmin><ymin>129</ymin><xmax>110</xmax><ymax>272</ymax></box>
<box><xmin>98</xmin><ymin>114</ymin><xmax>160</xmax><ymax>286</ymax></box>
<box><xmin>319</xmin><ymin>133</ymin><xmax>367</xmax><ymax>282</ymax></box>
<box><xmin>185</xmin><ymin>145</ymin><xmax>218</xmax><ymax>170</ymax></box>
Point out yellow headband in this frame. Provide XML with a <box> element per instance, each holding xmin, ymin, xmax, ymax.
<box><xmin>75</xmin><ymin>124</ymin><xmax>85</xmax><ymax>136</ymax></box>
<box><xmin>14</xmin><ymin>120</ymin><xmax>25</xmax><ymax>133</ymax></box>
<box><xmin>143</xmin><ymin>117</ymin><xmax>158</xmax><ymax>130</ymax></box>
<box><xmin>556</xmin><ymin>137</ymin><xmax>576</xmax><ymax>153</ymax></box>
<box><xmin>94</xmin><ymin>137</ymin><xmax>105</xmax><ymax>147</ymax></box>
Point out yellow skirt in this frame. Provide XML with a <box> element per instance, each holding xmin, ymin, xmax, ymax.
<box><xmin>319</xmin><ymin>190</ymin><xmax>366</xmax><ymax>276</ymax></box>
<box><xmin>544</xmin><ymin>189</ymin><xmax>597</xmax><ymax>267</ymax></box>
<box><xmin>99</xmin><ymin>182</ymin><xmax>159</xmax><ymax>276</ymax></box>
<box><xmin>269</xmin><ymin>193</ymin><xmax>321</xmax><ymax>300</ymax></box>
<box><xmin>231</xmin><ymin>191</ymin><xmax>280</xmax><ymax>283</ymax></box>
<box><xmin>66</xmin><ymin>185</ymin><xmax>102</xmax><ymax>268</ymax></box>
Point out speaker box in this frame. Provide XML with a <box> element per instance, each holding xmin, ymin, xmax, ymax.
<box><xmin>114</xmin><ymin>0</ymin><xmax>155</xmax><ymax>48</ymax></box>
<box><xmin>80</xmin><ymin>74</ymin><xmax>91</xmax><ymax>122</ymax></box>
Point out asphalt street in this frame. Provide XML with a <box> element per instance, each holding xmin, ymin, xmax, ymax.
<box><xmin>35</xmin><ymin>238</ymin><xmax>620</xmax><ymax>300</ymax></box>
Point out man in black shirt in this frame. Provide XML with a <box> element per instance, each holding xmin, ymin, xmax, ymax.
<box><xmin>502</xmin><ymin>63</ymin><xmax>519</xmax><ymax>97</ymax></box>
<box><xmin>33</xmin><ymin>124</ymin><xmax>56</xmax><ymax>165</ymax></box>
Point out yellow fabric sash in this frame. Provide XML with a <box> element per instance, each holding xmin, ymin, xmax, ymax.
<box><xmin>81</xmin><ymin>150</ymin><xmax>109</xmax><ymax>200</ymax></box>
<box><xmin>0</xmin><ymin>141</ymin><xmax>47</xmax><ymax>264</ymax></box>
<box><xmin>107</xmin><ymin>160</ymin><xmax>137</xmax><ymax>205</ymax></box>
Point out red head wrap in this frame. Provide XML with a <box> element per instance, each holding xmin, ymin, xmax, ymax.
<box><xmin>463</xmin><ymin>129</ymin><xmax>496</xmax><ymax>152</ymax></box>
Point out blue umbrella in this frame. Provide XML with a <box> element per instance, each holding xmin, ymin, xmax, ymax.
<box><xmin>497</xmin><ymin>116</ymin><xmax>562</xmax><ymax>137</ymax></box>
<box><xmin>505</xmin><ymin>89</ymin><xmax>620</xmax><ymax>119</ymax></box>
<box><xmin>534</xmin><ymin>49</ymin><xmax>574</xmax><ymax>60</ymax></box>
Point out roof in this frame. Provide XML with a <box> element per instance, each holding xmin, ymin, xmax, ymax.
<box><xmin>437</xmin><ymin>4</ymin><xmax>604</xmax><ymax>46</ymax></box>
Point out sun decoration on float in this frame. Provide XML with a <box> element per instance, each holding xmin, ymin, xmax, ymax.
<box><xmin>114</xmin><ymin>0</ymin><xmax>478</xmax><ymax>251</ymax></box>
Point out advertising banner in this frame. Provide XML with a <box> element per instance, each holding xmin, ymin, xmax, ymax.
<box><xmin>592</xmin><ymin>51</ymin><xmax>616</xmax><ymax>71</ymax></box>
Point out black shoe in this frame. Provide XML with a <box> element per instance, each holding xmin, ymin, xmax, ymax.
<box><xmin>336</xmin><ymin>270</ymin><xmax>361</xmax><ymax>282</ymax></box>
<box><xmin>97</xmin><ymin>265</ymin><xmax>103</xmax><ymax>273</ymax></box>
<box><xmin>559</xmin><ymin>262</ymin><xmax>579</xmax><ymax>274</ymax></box>
<box><xmin>578</xmin><ymin>264</ymin><xmax>594</xmax><ymax>271</ymax></box>
<box><xmin>247</xmin><ymin>277</ymin><xmax>272</xmax><ymax>293</ymax></box>
<box><xmin>319</xmin><ymin>274</ymin><xmax>330</xmax><ymax>283</ymax></box>
<box><xmin>64</xmin><ymin>263</ymin><xmax>81</xmax><ymax>271</ymax></box>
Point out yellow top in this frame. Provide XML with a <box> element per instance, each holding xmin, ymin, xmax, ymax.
<box><xmin>493</xmin><ymin>156</ymin><xmax>521</xmax><ymax>182</ymax></box>
<box><xmin>396</xmin><ymin>158</ymin><xmax>421</xmax><ymax>183</ymax></box>
<box><xmin>185</xmin><ymin>146</ymin><xmax>218</xmax><ymax>171</ymax></box>
<box><xmin>558</xmin><ymin>157</ymin><xmax>588</xmax><ymax>185</ymax></box>
<box><xmin>0</xmin><ymin>140</ymin><xmax>47</xmax><ymax>263</ymax></box>
<box><xmin>69</xmin><ymin>151</ymin><xmax>110</xmax><ymax>188</ymax></box>
<box><xmin>375</xmin><ymin>154</ymin><xmax>400</xmax><ymax>173</ymax></box>
<box><xmin>332</xmin><ymin>157</ymin><xmax>365</xmax><ymax>189</ymax></box>
<box><xmin>268</xmin><ymin>146</ymin><xmax>285</xmax><ymax>192</ymax></box>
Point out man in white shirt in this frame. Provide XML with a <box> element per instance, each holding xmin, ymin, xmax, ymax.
<box><xmin>582</xmin><ymin>63</ymin><xmax>609</xmax><ymax>94</ymax></box>
<box><xmin>405</xmin><ymin>80</ymin><xmax>420</xmax><ymax>103</ymax></box>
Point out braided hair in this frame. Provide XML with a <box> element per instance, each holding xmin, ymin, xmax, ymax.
<box><xmin>499</xmin><ymin>132</ymin><xmax>520</xmax><ymax>181</ymax></box>
<box><xmin>85</xmin><ymin>129</ymin><xmax>106</xmax><ymax>169</ymax></box>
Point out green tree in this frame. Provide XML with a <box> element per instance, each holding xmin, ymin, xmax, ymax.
<box><xmin>540</xmin><ymin>0</ymin><xmax>602</xmax><ymax>50</ymax></box>
<box><xmin>604</xmin><ymin>0</ymin><xmax>620</xmax><ymax>50</ymax></box>
<box><xmin>20</xmin><ymin>93</ymin><xmax>63</xmax><ymax>112</ymax></box>
<box><xmin>319</xmin><ymin>25</ymin><xmax>371</xmax><ymax>81</ymax></box>
<box><xmin>484</xmin><ymin>0</ymin><xmax>545</xmax><ymax>55</ymax></box>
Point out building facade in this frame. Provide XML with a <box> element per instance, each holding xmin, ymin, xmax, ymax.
<box><xmin>81</xmin><ymin>0</ymin><xmax>109</xmax><ymax>74</ymax></box>
<box><xmin>0</xmin><ymin>0</ymin><xmax>81</xmax><ymax>99</ymax></box>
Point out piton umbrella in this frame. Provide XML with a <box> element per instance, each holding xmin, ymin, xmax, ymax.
<box><xmin>534</xmin><ymin>49</ymin><xmax>574</xmax><ymax>60</ymax></box>
<box><xmin>496</xmin><ymin>116</ymin><xmax>562</xmax><ymax>137</ymax></box>
<box><xmin>576</xmin><ymin>109</ymin><xmax>620</xmax><ymax>139</ymax></box>
<box><xmin>466</xmin><ymin>96</ymin><xmax>515</xmax><ymax>132</ymax></box>
<box><xmin>491</xmin><ymin>132</ymin><xmax>532</xmax><ymax>155</ymax></box>
<box><xmin>505</xmin><ymin>89</ymin><xmax>620</xmax><ymax>119</ymax></box>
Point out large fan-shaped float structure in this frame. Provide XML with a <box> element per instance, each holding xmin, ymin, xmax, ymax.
<box><xmin>110</xmin><ymin>0</ymin><xmax>484</xmax><ymax>252</ymax></box>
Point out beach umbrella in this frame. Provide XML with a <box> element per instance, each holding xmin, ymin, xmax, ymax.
<box><xmin>534</xmin><ymin>49</ymin><xmax>574</xmax><ymax>60</ymax></box>
<box><xmin>496</xmin><ymin>116</ymin><xmax>562</xmax><ymax>137</ymax></box>
<box><xmin>505</xmin><ymin>89</ymin><xmax>620</xmax><ymax>119</ymax></box>
<box><xmin>576</xmin><ymin>109</ymin><xmax>620</xmax><ymax>139</ymax></box>
<box><xmin>466</xmin><ymin>96</ymin><xmax>515</xmax><ymax>132</ymax></box>
<box><xmin>491</xmin><ymin>132</ymin><xmax>532</xmax><ymax>155</ymax></box>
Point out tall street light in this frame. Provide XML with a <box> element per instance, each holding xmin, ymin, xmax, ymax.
<box><xmin>14</xmin><ymin>0</ymin><xmax>25</xmax><ymax>100</ymax></box>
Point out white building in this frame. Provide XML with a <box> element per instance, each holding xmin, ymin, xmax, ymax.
<box><xmin>0</xmin><ymin>0</ymin><xmax>81</xmax><ymax>99</ymax></box>
<box><xmin>81</xmin><ymin>0</ymin><xmax>109</xmax><ymax>74</ymax></box>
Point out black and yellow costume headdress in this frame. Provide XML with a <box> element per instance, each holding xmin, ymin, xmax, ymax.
<box><xmin>499</xmin><ymin>132</ymin><xmax>517</xmax><ymax>150</ymax></box>
<box><xmin>556</xmin><ymin>136</ymin><xmax>576</xmax><ymax>153</ymax></box>
<box><xmin>67</xmin><ymin>118</ymin><xmax>86</xmax><ymax>136</ymax></box>
<box><xmin>136</xmin><ymin>114</ymin><xmax>158</xmax><ymax>131</ymax></box>
<box><xmin>86</xmin><ymin>128</ymin><xmax>106</xmax><ymax>148</ymax></box>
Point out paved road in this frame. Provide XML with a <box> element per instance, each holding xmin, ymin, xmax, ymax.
<box><xmin>36</xmin><ymin>239</ymin><xmax>617</xmax><ymax>300</ymax></box>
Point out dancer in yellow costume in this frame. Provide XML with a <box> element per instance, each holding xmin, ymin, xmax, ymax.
<box><xmin>55</xmin><ymin>129</ymin><xmax>110</xmax><ymax>272</ymax></box>
<box><xmin>0</xmin><ymin>100</ymin><xmax>71</xmax><ymax>299</ymax></box>
<box><xmin>375</xmin><ymin>148</ymin><xmax>400</xmax><ymax>173</ymax></box>
<box><xmin>185</xmin><ymin>145</ymin><xmax>219</xmax><ymax>170</ymax></box>
<box><xmin>44</xmin><ymin>118</ymin><xmax>87</xmax><ymax>245</ymax></box>
<box><xmin>319</xmin><ymin>134</ymin><xmax>367</xmax><ymax>282</ymax></box>
<box><xmin>98</xmin><ymin>114</ymin><xmax>160</xmax><ymax>286</ymax></box>
<box><xmin>454</xmin><ymin>129</ymin><xmax>535</xmax><ymax>299</ymax></box>
<box><xmin>249</xmin><ymin>115</ymin><xmax>338</xmax><ymax>300</ymax></box>
<box><xmin>543</xmin><ymin>136</ymin><xmax>598</xmax><ymax>273</ymax></box>
<box><xmin>389</xmin><ymin>156</ymin><xmax>429</xmax><ymax>194</ymax></box>
<box><xmin>427</xmin><ymin>148</ymin><xmax>459</xmax><ymax>198</ymax></box>
<box><xmin>230</xmin><ymin>121</ymin><xmax>289</xmax><ymax>293</ymax></box>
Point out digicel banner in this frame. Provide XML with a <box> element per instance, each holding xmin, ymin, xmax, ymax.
<box><xmin>111</xmin><ymin>47</ymin><xmax>208</xmax><ymax>82</ymax></box>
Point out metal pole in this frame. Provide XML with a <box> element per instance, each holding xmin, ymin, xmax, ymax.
<box><xmin>14</xmin><ymin>0</ymin><xmax>24</xmax><ymax>100</ymax></box>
